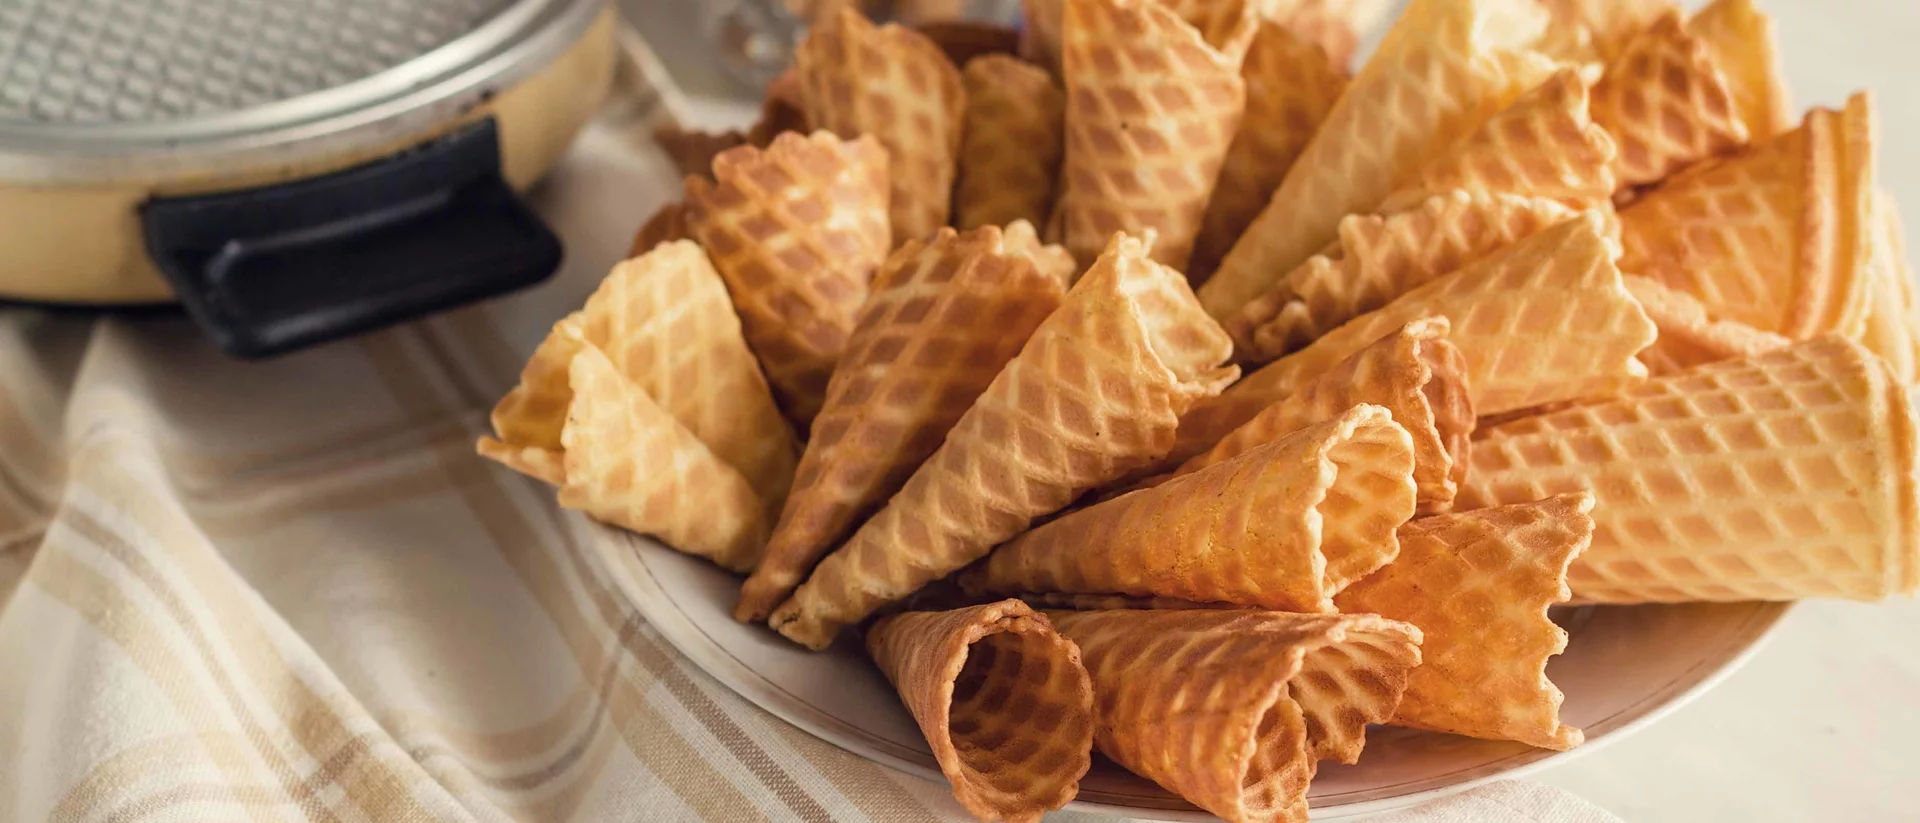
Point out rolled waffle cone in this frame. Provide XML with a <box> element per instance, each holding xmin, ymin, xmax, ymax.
<box><xmin>963</xmin><ymin>405</ymin><xmax>1417</xmax><ymax>612</ymax></box>
<box><xmin>914</xmin><ymin>19</ymin><xmax>1021</xmax><ymax>68</ymax></box>
<box><xmin>1177</xmin><ymin>212</ymin><xmax>1655</xmax><ymax>461</ymax></box>
<box><xmin>1461</xmin><ymin>336</ymin><xmax>1920</xmax><ymax>603</ymax></box>
<box><xmin>1624</xmin><ymin>274</ymin><xmax>1790</xmax><ymax>375</ymax></box>
<box><xmin>1048</xmin><ymin>610</ymin><xmax>1421</xmax><ymax>823</ymax></box>
<box><xmin>1589</xmin><ymin>10</ymin><xmax>1747</xmax><ymax>190</ymax></box>
<box><xmin>1377</xmin><ymin>68</ymin><xmax>1619</xmax><ymax>214</ymax></box>
<box><xmin>1189</xmin><ymin>21</ymin><xmax>1348</xmax><ymax>282</ymax></box>
<box><xmin>866</xmin><ymin>600</ymin><xmax>1095</xmax><ymax>823</ymax></box>
<box><xmin>1181</xmin><ymin>318</ymin><xmax>1473</xmax><ymax>513</ymax></box>
<box><xmin>1335</xmin><ymin>494</ymin><xmax>1593</xmax><ymax>750</ymax></box>
<box><xmin>482</xmin><ymin>312</ymin><xmax>587</xmax><ymax>475</ymax></box>
<box><xmin>1618</xmin><ymin>93</ymin><xmax>1877</xmax><ymax>343</ymax></box>
<box><xmin>769</xmin><ymin>232</ymin><xmax>1237</xmax><ymax>648</ymax></box>
<box><xmin>628</xmin><ymin>201</ymin><xmax>689</xmax><ymax>258</ymax></box>
<box><xmin>557</xmin><ymin>346</ymin><xmax>768</xmax><ymax>573</ymax></box>
<box><xmin>1534</xmin><ymin>0</ymin><xmax>1675</xmax><ymax>64</ymax></box>
<box><xmin>1196</xmin><ymin>0</ymin><xmax>1561</xmax><ymax>320</ymax></box>
<box><xmin>1860</xmin><ymin>191</ymin><xmax>1920</xmax><ymax>384</ymax></box>
<box><xmin>1226</xmin><ymin>190</ymin><xmax>1578</xmax><ymax>361</ymax></box>
<box><xmin>1687</xmin><ymin>0</ymin><xmax>1792</xmax><ymax>139</ymax></box>
<box><xmin>683</xmin><ymin>131</ymin><xmax>891</xmax><ymax>428</ymax></box>
<box><xmin>1059</xmin><ymin>0</ymin><xmax>1247</xmax><ymax>272</ymax></box>
<box><xmin>795</xmin><ymin>8</ymin><xmax>965</xmax><ymax>246</ymax></box>
<box><xmin>735</xmin><ymin>226</ymin><xmax>1068</xmax><ymax>622</ymax></box>
<box><xmin>954</xmin><ymin>56</ymin><xmax>1065</xmax><ymax>232</ymax></box>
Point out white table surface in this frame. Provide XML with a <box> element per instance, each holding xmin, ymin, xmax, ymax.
<box><xmin>629</xmin><ymin>1</ymin><xmax>1920</xmax><ymax>819</ymax></box>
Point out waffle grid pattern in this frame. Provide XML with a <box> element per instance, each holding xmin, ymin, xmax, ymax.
<box><xmin>954</xmin><ymin>55</ymin><xmax>1065</xmax><ymax>231</ymax></box>
<box><xmin>1590</xmin><ymin>11</ymin><xmax>1748</xmax><ymax>189</ymax></box>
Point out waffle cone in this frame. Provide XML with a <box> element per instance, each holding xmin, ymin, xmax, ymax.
<box><xmin>954</xmin><ymin>56</ymin><xmax>1065</xmax><ymax>232</ymax></box>
<box><xmin>1151</xmin><ymin>0</ymin><xmax>1261</xmax><ymax>60</ymax></box>
<box><xmin>629</xmin><ymin>201</ymin><xmax>690</xmax><ymax>258</ymax></box>
<box><xmin>1182</xmin><ymin>318</ymin><xmax>1473</xmax><ymax>513</ymax></box>
<box><xmin>483</xmin><ymin>312</ymin><xmax>589</xmax><ymax>480</ymax></box>
<box><xmin>1002</xmin><ymin>219</ymin><xmax>1080</xmax><ymax>285</ymax></box>
<box><xmin>1379</xmin><ymin>69</ymin><xmax>1618</xmax><ymax>214</ymax></box>
<box><xmin>684</xmin><ymin>131</ymin><xmax>891</xmax><ymax>428</ymax></box>
<box><xmin>1227</xmin><ymin>190</ymin><xmax>1578</xmax><ymax>361</ymax></box>
<box><xmin>1687</xmin><ymin>0</ymin><xmax>1791</xmax><ymax>139</ymax></box>
<box><xmin>747</xmin><ymin>68</ymin><xmax>811</xmax><ymax>147</ymax></box>
<box><xmin>1048</xmin><ymin>610</ymin><xmax>1421</xmax><ymax>823</ymax></box>
<box><xmin>1624</xmin><ymin>274</ymin><xmax>1789</xmax><ymax>375</ymax></box>
<box><xmin>1534</xmin><ymin>0</ymin><xmax>1674</xmax><ymax>64</ymax></box>
<box><xmin>557</xmin><ymin>346</ymin><xmax>768</xmax><ymax>573</ymax></box>
<box><xmin>736</xmin><ymin>226</ymin><xmax>1068</xmax><ymax>622</ymax></box>
<box><xmin>1024</xmin><ymin>0</ymin><xmax>1384</xmax><ymax>75</ymax></box>
<box><xmin>963</xmin><ymin>405</ymin><xmax>1416</xmax><ymax>611</ymax></box>
<box><xmin>914</xmin><ymin>19</ymin><xmax>1020</xmax><ymax>68</ymax></box>
<box><xmin>1059</xmin><ymin>0</ymin><xmax>1247</xmax><ymax>272</ymax></box>
<box><xmin>866</xmin><ymin>601</ymin><xmax>1095</xmax><ymax>823</ymax></box>
<box><xmin>1462</xmin><ymin>337</ymin><xmax>1920</xmax><ymax>603</ymax></box>
<box><xmin>769</xmin><ymin>233</ymin><xmax>1237</xmax><ymax>648</ymax></box>
<box><xmin>1860</xmin><ymin>191</ymin><xmax>1920</xmax><ymax>383</ymax></box>
<box><xmin>1336</xmin><ymin>494</ymin><xmax>1592</xmax><ymax>750</ymax></box>
<box><xmin>1179</xmin><ymin>212</ymin><xmax>1655</xmax><ymax>460</ymax></box>
<box><xmin>1189</xmin><ymin>21</ymin><xmax>1347</xmax><ymax>282</ymax></box>
<box><xmin>1590</xmin><ymin>10</ymin><xmax>1747</xmax><ymax>190</ymax></box>
<box><xmin>652</xmin><ymin>126</ymin><xmax>748</xmax><ymax>180</ymax></box>
<box><xmin>1196</xmin><ymin>0</ymin><xmax>1560</xmax><ymax>320</ymax></box>
<box><xmin>1618</xmin><ymin>93</ymin><xmax>1877</xmax><ymax>342</ymax></box>
<box><xmin>796</xmin><ymin>8</ymin><xmax>965</xmax><ymax>246</ymax></box>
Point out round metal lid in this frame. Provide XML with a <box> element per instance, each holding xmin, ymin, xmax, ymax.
<box><xmin>0</xmin><ymin>0</ymin><xmax>605</xmax><ymax>183</ymax></box>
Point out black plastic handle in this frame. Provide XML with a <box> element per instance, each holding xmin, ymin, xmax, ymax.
<box><xmin>142</xmin><ymin>118</ymin><xmax>562</xmax><ymax>358</ymax></box>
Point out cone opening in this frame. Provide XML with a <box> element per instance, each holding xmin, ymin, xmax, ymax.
<box><xmin>1314</xmin><ymin>412</ymin><xmax>1419</xmax><ymax>594</ymax></box>
<box><xmin>947</xmin><ymin>625</ymin><xmax>1094</xmax><ymax>809</ymax></box>
<box><xmin>1235</xmin><ymin>694</ymin><xmax>1314</xmax><ymax>822</ymax></box>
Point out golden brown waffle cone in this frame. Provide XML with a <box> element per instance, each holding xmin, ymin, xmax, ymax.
<box><xmin>1624</xmin><ymin>274</ymin><xmax>1790</xmax><ymax>375</ymax></box>
<box><xmin>683</xmin><ymin>131</ymin><xmax>891</xmax><ymax>429</ymax></box>
<box><xmin>1180</xmin><ymin>318</ymin><xmax>1473</xmax><ymax>513</ymax></box>
<box><xmin>954</xmin><ymin>56</ymin><xmax>1065</xmax><ymax>232</ymax></box>
<box><xmin>1048</xmin><ymin>610</ymin><xmax>1421</xmax><ymax>823</ymax></box>
<box><xmin>575</xmin><ymin>241</ymin><xmax>799</xmax><ymax>513</ymax></box>
<box><xmin>482</xmin><ymin>312</ymin><xmax>588</xmax><ymax>479</ymax></box>
<box><xmin>1189</xmin><ymin>21</ymin><xmax>1347</xmax><ymax>282</ymax></box>
<box><xmin>1687</xmin><ymin>0</ymin><xmax>1792</xmax><ymax>139</ymax></box>
<box><xmin>1859</xmin><ymin>191</ymin><xmax>1920</xmax><ymax>384</ymax></box>
<box><xmin>1534</xmin><ymin>0</ymin><xmax>1675</xmax><ymax>64</ymax></box>
<box><xmin>866</xmin><ymin>601</ymin><xmax>1094</xmax><ymax>823</ymax></box>
<box><xmin>1336</xmin><ymin>494</ymin><xmax>1592</xmax><ymax>750</ymax></box>
<box><xmin>735</xmin><ymin>226</ymin><xmax>1068</xmax><ymax>623</ymax></box>
<box><xmin>1619</xmin><ymin>93</ymin><xmax>1877</xmax><ymax>344</ymax></box>
<box><xmin>557</xmin><ymin>346</ymin><xmax>768</xmax><ymax>573</ymax></box>
<box><xmin>1195</xmin><ymin>0</ymin><xmax>1560</xmax><ymax>320</ymax></box>
<box><xmin>962</xmin><ymin>405</ymin><xmax>1417</xmax><ymax>611</ymax></box>
<box><xmin>1226</xmin><ymin>191</ymin><xmax>1578</xmax><ymax>361</ymax></box>
<box><xmin>914</xmin><ymin>19</ymin><xmax>1020</xmax><ymax>68</ymax></box>
<box><xmin>1024</xmin><ymin>0</ymin><xmax>1382</xmax><ymax>75</ymax></box>
<box><xmin>1589</xmin><ymin>11</ymin><xmax>1747</xmax><ymax>190</ymax></box>
<box><xmin>652</xmin><ymin>126</ymin><xmax>748</xmax><ymax>180</ymax></box>
<box><xmin>628</xmin><ymin>201</ymin><xmax>689</xmax><ymax>258</ymax></box>
<box><xmin>1177</xmin><ymin>213</ymin><xmax>1655</xmax><ymax>462</ymax></box>
<box><xmin>1058</xmin><ymin>0</ymin><xmax>1247</xmax><ymax>272</ymax></box>
<box><xmin>1019</xmin><ymin>0</ymin><xmax>1068</xmax><ymax>72</ymax></box>
<box><xmin>1151</xmin><ymin>0</ymin><xmax>1261</xmax><ymax>60</ymax></box>
<box><xmin>795</xmin><ymin>8</ymin><xmax>965</xmax><ymax>246</ymax></box>
<box><xmin>769</xmin><ymin>233</ymin><xmax>1237</xmax><ymax>648</ymax></box>
<box><xmin>1462</xmin><ymin>336</ymin><xmax>1920</xmax><ymax>603</ymax></box>
<box><xmin>1378</xmin><ymin>69</ymin><xmax>1618</xmax><ymax>214</ymax></box>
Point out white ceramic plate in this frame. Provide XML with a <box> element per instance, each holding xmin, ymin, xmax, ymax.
<box><xmin>590</xmin><ymin>523</ymin><xmax>1788</xmax><ymax>820</ymax></box>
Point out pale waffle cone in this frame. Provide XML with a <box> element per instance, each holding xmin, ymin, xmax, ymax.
<box><xmin>1189</xmin><ymin>21</ymin><xmax>1347</xmax><ymax>282</ymax></box>
<box><xmin>1059</xmin><ymin>0</ymin><xmax>1247</xmax><ymax>272</ymax></box>
<box><xmin>557</xmin><ymin>346</ymin><xmax>768</xmax><ymax>573</ymax></box>
<box><xmin>1226</xmin><ymin>190</ymin><xmax>1578</xmax><ymax>362</ymax></box>
<box><xmin>962</xmin><ymin>405</ymin><xmax>1417</xmax><ymax>612</ymax></box>
<box><xmin>1335</xmin><ymin>494</ymin><xmax>1593</xmax><ymax>750</ymax></box>
<box><xmin>954</xmin><ymin>56</ymin><xmax>1065</xmax><ymax>232</ymax></box>
<box><xmin>1859</xmin><ymin>191</ymin><xmax>1920</xmax><ymax>384</ymax></box>
<box><xmin>683</xmin><ymin>131</ymin><xmax>891</xmax><ymax>429</ymax></box>
<box><xmin>1618</xmin><ymin>93</ymin><xmax>1877</xmax><ymax>342</ymax></box>
<box><xmin>628</xmin><ymin>201</ymin><xmax>689</xmax><ymax>258</ymax></box>
<box><xmin>914</xmin><ymin>19</ymin><xmax>1021</xmax><ymax>68</ymax></box>
<box><xmin>1047</xmin><ymin>610</ymin><xmax>1422</xmax><ymax>823</ymax></box>
<box><xmin>795</xmin><ymin>8</ymin><xmax>965</xmax><ymax>246</ymax></box>
<box><xmin>1624</xmin><ymin>274</ymin><xmax>1790</xmax><ymax>375</ymax></box>
<box><xmin>769</xmin><ymin>233</ymin><xmax>1237</xmax><ymax>648</ymax></box>
<box><xmin>1195</xmin><ymin>0</ymin><xmax>1561</xmax><ymax>321</ymax></box>
<box><xmin>1534</xmin><ymin>0</ymin><xmax>1675</xmax><ymax>65</ymax></box>
<box><xmin>1461</xmin><ymin>336</ymin><xmax>1920</xmax><ymax>603</ymax></box>
<box><xmin>735</xmin><ymin>226</ymin><xmax>1068</xmax><ymax>623</ymax></box>
<box><xmin>575</xmin><ymin>241</ymin><xmax>799</xmax><ymax>513</ymax></box>
<box><xmin>1180</xmin><ymin>318</ymin><xmax>1474</xmax><ymax>514</ymax></box>
<box><xmin>1687</xmin><ymin>0</ymin><xmax>1792</xmax><ymax>139</ymax></box>
<box><xmin>1176</xmin><ymin>213</ymin><xmax>1656</xmax><ymax>462</ymax></box>
<box><xmin>481</xmin><ymin>312</ymin><xmax>589</xmax><ymax>485</ymax></box>
<box><xmin>1589</xmin><ymin>10</ymin><xmax>1747</xmax><ymax>190</ymax></box>
<box><xmin>1377</xmin><ymin>69</ymin><xmax>1619</xmax><ymax>215</ymax></box>
<box><xmin>866</xmin><ymin>601</ymin><xmax>1095</xmax><ymax>823</ymax></box>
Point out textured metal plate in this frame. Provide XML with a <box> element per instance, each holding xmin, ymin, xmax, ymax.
<box><xmin>0</xmin><ymin>0</ymin><xmax>517</xmax><ymax>124</ymax></box>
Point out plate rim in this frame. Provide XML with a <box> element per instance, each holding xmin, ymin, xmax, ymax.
<box><xmin>592</xmin><ymin>522</ymin><xmax>1792</xmax><ymax>821</ymax></box>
